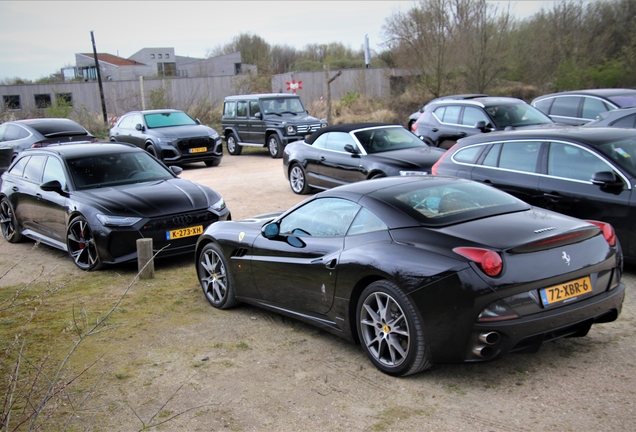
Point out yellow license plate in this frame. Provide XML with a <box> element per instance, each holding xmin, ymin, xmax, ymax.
<box><xmin>540</xmin><ymin>276</ymin><xmax>592</xmax><ymax>306</ymax></box>
<box><xmin>166</xmin><ymin>225</ymin><xmax>203</xmax><ymax>240</ymax></box>
<box><xmin>189</xmin><ymin>147</ymin><xmax>207</xmax><ymax>153</ymax></box>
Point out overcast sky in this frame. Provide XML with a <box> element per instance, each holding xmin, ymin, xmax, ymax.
<box><xmin>0</xmin><ymin>1</ymin><xmax>558</xmax><ymax>82</ymax></box>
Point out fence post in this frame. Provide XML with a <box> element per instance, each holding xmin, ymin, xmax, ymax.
<box><xmin>137</xmin><ymin>238</ymin><xmax>155</xmax><ymax>279</ymax></box>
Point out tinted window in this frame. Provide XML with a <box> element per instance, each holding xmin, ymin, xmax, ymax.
<box><xmin>118</xmin><ymin>115</ymin><xmax>135</xmax><ymax>129</ymax></box>
<box><xmin>223</xmin><ymin>101</ymin><xmax>236</xmax><ymax>117</ymax></box>
<box><xmin>376</xmin><ymin>180</ymin><xmax>527</xmax><ymax>226</ymax></box>
<box><xmin>347</xmin><ymin>208</ymin><xmax>387</xmax><ymax>235</ymax></box>
<box><xmin>483</xmin><ymin>143</ymin><xmax>501</xmax><ymax>166</ymax></box>
<box><xmin>596</xmin><ymin>138</ymin><xmax>636</xmax><ymax>177</ymax></box>
<box><xmin>144</xmin><ymin>111</ymin><xmax>197</xmax><ymax>128</ymax></box>
<box><xmin>23</xmin><ymin>155</ymin><xmax>46</xmax><ymax>181</ymax></box>
<box><xmin>3</xmin><ymin>125</ymin><xmax>24</xmax><ymax>141</ymax></box>
<box><xmin>325</xmin><ymin>132</ymin><xmax>355</xmax><ymax>152</ymax></box>
<box><xmin>249</xmin><ymin>100</ymin><xmax>260</xmax><ymax>117</ymax></box>
<box><xmin>608</xmin><ymin>95</ymin><xmax>636</xmax><ymax>108</ymax></box>
<box><xmin>582</xmin><ymin>98</ymin><xmax>610</xmax><ymax>120</ymax></box>
<box><xmin>28</xmin><ymin>120</ymin><xmax>86</xmax><ymax>136</ymax></box>
<box><xmin>42</xmin><ymin>156</ymin><xmax>67</xmax><ymax>189</ymax></box>
<box><xmin>279</xmin><ymin>198</ymin><xmax>359</xmax><ymax>237</ymax></box>
<box><xmin>442</xmin><ymin>106</ymin><xmax>461</xmax><ymax>124</ymax></box>
<box><xmin>612</xmin><ymin>114</ymin><xmax>636</xmax><ymax>128</ymax></box>
<box><xmin>550</xmin><ymin>97</ymin><xmax>581</xmax><ymax>117</ymax></box>
<box><xmin>236</xmin><ymin>102</ymin><xmax>247</xmax><ymax>117</ymax></box>
<box><xmin>548</xmin><ymin>142</ymin><xmax>613</xmax><ymax>181</ymax></box>
<box><xmin>461</xmin><ymin>107</ymin><xmax>488</xmax><ymax>126</ymax></box>
<box><xmin>354</xmin><ymin>127</ymin><xmax>427</xmax><ymax>154</ymax></box>
<box><xmin>453</xmin><ymin>145</ymin><xmax>483</xmax><ymax>163</ymax></box>
<box><xmin>534</xmin><ymin>99</ymin><xmax>553</xmax><ymax>114</ymax></box>
<box><xmin>498</xmin><ymin>141</ymin><xmax>540</xmax><ymax>173</ymax></box>
<box><xmin>8</xmin><ymin>156</ymin><xmax>29</xmax><ymax>176</ymax></box>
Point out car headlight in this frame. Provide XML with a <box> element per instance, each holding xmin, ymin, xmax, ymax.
<box><xmin>399</xmin><ymin>170</ymin><xmax>428</xmax><ymax>176</ymax></box>
<box><xmin>157</xmin><ymin>137</ymin><xmax>175</xmax><ymax>145</ymax></box>
<box><xmin>286</xmin><ymin>125</ymin><xmax>296</xmax><ymax>135</ymax></box>
<box><xmin>321</xmin><ymin>123</ymin><xmax>327</xmax><ymax>128</ymax></box>
<box><xmin>96</xmin><ymin>214</ymin><xmax>143</xmax><ymax>227</ymax></box>
<box><xmin>210</xmin><ymin>197</ymin><xmax>226</xmax><ymax>212</ymax></box>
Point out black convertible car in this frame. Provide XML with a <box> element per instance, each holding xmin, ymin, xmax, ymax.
<box><xmin>283</xmin><ymin>123</ymin><xmax>445</xmax><ymax>194</ymax></box>
<box><xmin>0</xmin><ymin>143</ymin><xmax>230</xmax><ymax>270</ymax></box>
<box><xmin>195</xmin><ymin>176</ymin><xmax>624</xmax><ymax>376</ymax></box>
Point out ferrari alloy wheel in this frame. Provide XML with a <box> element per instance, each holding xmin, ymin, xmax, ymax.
<box><xmin>357</xmin><ymin>280</ymin><xmax>431</xmax><ymax>376</ymax></box>
<box><xmin>268</xmin><ymin>134</ymin><xmax>283</xmax><ymax>158</ymax></box>
<box><xmin>66</xmin><ymin>216</ymin><xmax>102</xmax><ymax>271</ymax></box>
<box><xmin>0</xmin><ymin>198</ymin><xmax>22</xmax><ymax>243</ymax></box>
<box><xmin>226</xmin><ymin>133</ymin><xmax>242</xmax><ymax>155</ymax></box>
<box><xmin>198</xmin><ymin>243</ymin><xmax>238</xmax><ymax>309</ymax></box>
<box><xmin>289</xmin><ymin>164</ymin><xmax>310</xmax><ymax>194</ymax></box>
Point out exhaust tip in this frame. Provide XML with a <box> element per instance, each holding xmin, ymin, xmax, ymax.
<box><xmin>472</xmin><ymin>345</ymin><xmax>495</xmax><ymax>359</ymax></box>
<box><xmin>479</xmin><ymin>331</ymin><xmax>500</xmax><ymax>345</ymax></box>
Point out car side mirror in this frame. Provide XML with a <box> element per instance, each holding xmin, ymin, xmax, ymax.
<box><xmin>591</xmin><ymin>171</ymin><xmax>623</xmax><ymax>189</ymax></box>
<box><xmin>170</xmin><ymin>166</ymin><xmax>183</xmax><ymax>176</ymax></box>
<box><xmin>255</xmin><ymin>112</ymin><xmax>262</xmax><ymax>119</ymax></box>
<box><xmin>40</xmin><ymin>180</ymin><xmax>64</xmax><ymax>193</ymax></box>
<box><xmin>195</xmin><ymin>118</ymin><xmax>202</xmax><ymax>125</ymax></box>
<box><xmin>475</xmin><ymin>120</ymin><xmax>487</xmax><ymax>131</ymax></box>
<box><xmin>344</xmin><ymin>144</ymin><xmax>359</xmax><ymax>155</ymax></box>
<box><xmin>135</xmin><ymin>123</ymin><xmax>145</xmax><ymax>131</ymax></box>
<box><xmin>262</xmin><ymin>222</ymin><xmax>280</xmax><ymax>239</ymax></box>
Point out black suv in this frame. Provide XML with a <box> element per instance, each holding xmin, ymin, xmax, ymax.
<box><xmin>411</xmin><ymin>97</ymin><xmax>554</xmax><ymax>149</ymax></box>
<box><xmin>222</xmin><ymin>93</ymin><xmax>327</xmax><ymax>158</ymax></box>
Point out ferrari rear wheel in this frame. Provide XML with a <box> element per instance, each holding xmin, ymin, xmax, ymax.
<box><xmin>357</xmin><ymin>280</ymin><xmax>431</xmax><ymax>376</ymax></box>
<box><xmin>67</xmin><ymin>215</ymin><xmax>102</xmax><ymax>271</ymax></box>
<box><xmin>197</xmin><ymin>242</ymin><xmax>238</xmax><ymax>309</ymax></box>
<box><xmin>0</xmin><ymin>198</ymin><xmax>22</xmax><ymax>243</ymax></box>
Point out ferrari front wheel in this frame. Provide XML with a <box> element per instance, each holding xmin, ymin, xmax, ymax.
<box><xmin>197</xmin><ymin>242</ymin><xmax>238</xmax><ymax>309</ymax></box>
<box><xmin>356</xmin><ymin>280</ymin><xmax>431</xmax><ymax>376</ymax></box>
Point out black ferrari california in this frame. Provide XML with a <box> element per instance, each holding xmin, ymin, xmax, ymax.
<box><xmin>0</xmin><ymin>143</ymin><xmax>230</xmax><ymax>270</ymax></box>
<box><xmin>283</xmin><ymin>123</ymin><xmax>445</xmax><ymax>194</ymax></box>
<box><xmin>195</xmin><ymin>176</ymin><xmax>624</xmax><ymax>376</ymax></box>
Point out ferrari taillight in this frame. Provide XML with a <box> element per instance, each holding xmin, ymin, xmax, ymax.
<box><xmin>454</xmin><ymin>247</ymin><xmax>502</xmax><ymax>277</ymax></box>
<box><xmin>586</xmin><ymin>220</ymin><xmax>616</xmax><ymax>246</ymax></box>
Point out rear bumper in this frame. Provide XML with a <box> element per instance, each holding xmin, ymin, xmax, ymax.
<box><xmin>464</xmin><ymin>282</ymin><xmax>625</xmax><ymax>361</ymax></box>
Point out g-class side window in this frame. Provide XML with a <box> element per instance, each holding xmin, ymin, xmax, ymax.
<box><xmin>236</xmin><ymin>101</ymin><xmax>247</xmax><ymax>117</ymax></box>
<box><xmin>223</xmin><ymin>101</ymin><xmax>236</xmax><ymax>117</ymax></box>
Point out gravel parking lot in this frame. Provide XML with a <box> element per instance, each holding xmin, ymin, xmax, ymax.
<box><xmin>1</xmin><ymin>150</ymin><xmax>634</xmax><ymax>431</ymax></box>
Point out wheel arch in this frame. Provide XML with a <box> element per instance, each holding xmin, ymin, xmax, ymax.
<box><xmin>367</xmin><ymin>169</ymin><xmax>387</xmax><ymax>180</ymax></box>
<box><xmin>346</xmin><ymin>275</ymin><xmax>386</xmax><ymax>345</ymax></box>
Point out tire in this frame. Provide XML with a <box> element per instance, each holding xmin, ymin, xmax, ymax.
<box><xmin>356</xmin><ymin>280</ymin><xmax>431</xmax><ymax>376</ymax></box>
<box><xmin>204</xmin><ymin>158</ymin><xmax>221</xmax><ymax>167</ymax></box>
<box><xmin>0</xmin><ymin>197</ymin><xmax>22</xmax><ymax>243</ymax></box>
<box><xmin>146</xmin><ymin>143</ymin><xmax>159</xmax><ymax>159</ymax></box>
<box><xmin>197</xmin><ymin>242</ymin><xmax>239</xmax><ymax>309</ymax></box>
<box><xmin>66</xmin><ymin>215</ymin><xmax>102</xmax><ymax>271</ymax></box>
<box><xmin>226</xmin><ymin>133</ymin><xmax>242</xmax><ymax>155</ymax></box>
<box><xmin>268</xmin><ymin>134</ymin><xmax>283</xmax><ymax>158</ymax></box>
<box><xmin>289</xmin><ymin>163</ymin><xmax>310</xmax><ymax>194</ymax></box>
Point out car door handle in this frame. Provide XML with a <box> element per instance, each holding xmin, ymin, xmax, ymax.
<box><xmin>432</xmin><ymin>128</ymin><xmax>439</xmax><ymax>132</ymax></box>
<box><xmin>458</xmin><ymin>132</ymin><xmax>467</xmax><ymax>137</ymax></box>
<box><xmin>543</xmin><ymin>192</ymin><xmax>562</xmax><ymax>201</ymax></box>
<box><xmin>12</xmin><ymin>186</ymin><xmax>18</xmax><ymax>192</ymax></box>
<box><xmin>320</xmin><ymin>156</ymin><xmax>326</xmax><ymax>161</ymax></box>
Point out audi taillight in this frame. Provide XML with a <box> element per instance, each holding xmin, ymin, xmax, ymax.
<box><xmin>586</xmin><ymin>220</ymin><xmax>616</xmax><ymax>246</ymax></box>
<box><xmin>454</xmin><ymin>247</ymin><xmax>503</xmax><ymax>277</ymax></box>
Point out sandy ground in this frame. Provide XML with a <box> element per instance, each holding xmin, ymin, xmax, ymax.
<box><xmin>1</xmin><ymin>150</ymin><xmax>634</xmax><ymax>431</ymax></box>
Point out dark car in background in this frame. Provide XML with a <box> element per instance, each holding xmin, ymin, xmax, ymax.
<box><xmin>532</xmin><ymin>88</ymin><xmax>636</xmax><ymax>126</ymax></box>
<box><xmin>583</xmin><ymin>107</ymin><xmax>636</xmax><ymax>129</ymax></box>
<box><xmin>195</xmin><ymin>175</ymin><xmax>624</xmax><ymax>376</ymax></box>
<box><xmin>283</xmin><ymin>123</ymin><xmax>445</xmax><ymax>194</ymax></box>
<box><xmin>0</xmin><ymin>143</ymin><xmax>230</xmax><ymax>270</ymax></box>
<box><xmin>109</xmin><ymin>109</ymin><xmax>223</xmax><ymax>167</ymax></box>
<box><xmin>432</xmin><ymin>126</ymin><xmax>636</xmax><ymax>262</ymax></box>
<box><xmin>222</xmin><ymin>93</ymin><xmax>328</xmax><ymax>158</ymax></box>
<box><xmin>406</xmin><ymin>94</ymin><xmax>488</xmax><ymax>130</ymax></box>
<box><xmin>0</xmin><ymin>118</ymin><xmax>97</xmax><ymax>164</ymax></box>
<box><xmin>412</xmin><ymin>97</ymin><xmax>554</xmax><ymax>149</ymax></box>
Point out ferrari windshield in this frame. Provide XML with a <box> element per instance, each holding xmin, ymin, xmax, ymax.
<box><xmin>68</xmin><ymin>151</ymin><xmax>174</xmax><ymax>189</ymax></box>
<box><xmin>144</xmin><ymin>111</ymin><xmax>197</xmax><ymax>128</ymax></box>
<box><xmin>354</xmin><ymin>126</ymin><xmax>428</xmax><ymax>154</ymax></box>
